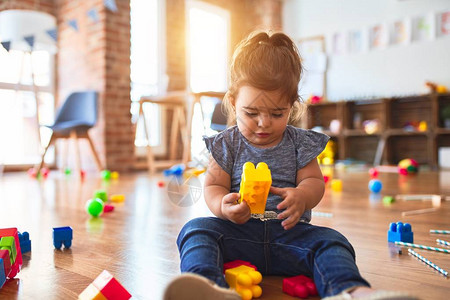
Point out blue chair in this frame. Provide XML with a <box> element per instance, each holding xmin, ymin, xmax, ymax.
<box><xmin>210</xmin><ymin>102</ymin><xmax>227</xmax><ymax>132</ymax></box>
<box><xmin>37</xmin><ymin>91</ymin><xmax>103</xmax><ymax>174</ymax></box>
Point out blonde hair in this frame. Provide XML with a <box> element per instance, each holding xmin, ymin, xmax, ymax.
<box><xmin>222</xmin><ymin>31</ymin><xmax>306</xmax><ymax>126</ymax></box>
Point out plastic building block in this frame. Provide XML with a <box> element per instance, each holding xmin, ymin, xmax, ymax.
<box><xmin>0</xmin><ymin>236</ymin><xmax>17</xmax><ymax>265</ymax></box>
<box><xmin>101</xmin><ymin>170</ymin><xmax>112</xmax><ymax>180</ymax></box>
<box><xmin>92</xmin><ymin>270</ymin><xmax>131</xmax><ymax>300</ymax></box>
<box><xmin>94</xmin><ymin>190</ymin><xmax>108</xmax><ymax>203</ymax></box>
<box><xmin>103</xmin><ymin>204</ymin><xmax>114</xmax><ymax>213</ymax></box>
<box><xmin>0</xmin><ymin>250</ymin><xmax>11</xmax><ymax>279</ymax></box>
<box><xmin>223</xmin><ymin>260</ymin><xmax>257</xmax><ymax>273</ymax></box>
<box><xmin>111</xmin><ymin>171</ymin><xmax>119</xmax><ymax>180</ymax></box>
<box><xmin>53</xmin><ymin>226</ymin><xmax>73</xmax><ymax>249</ymax></box>
<box><xmin>163</xmin><ymin>164</ymin><xmax>185</xmax><ymax>176</ymax></box>
<box><xmin>0</xmin><ymin>228</ymin><xmax>23</xmax><ymax>278</ymax></box>
<box><xmin>330</xmin><ymin>179</ymin><xmax>342</xmax><ymax>192</ymax></box>
<box><xmin>225</xmin><ymin>265</ymin><xmax>262</xmax><ymax>300</ymax></box>
<box><xmin>388</xmin><ymin>222</ymin><xmax>413</xmax><ymax>243</ymax></box>
<box><xmin>110</xmin><ymin>194</ymin><xmax>125</xmax><ymax>203</ymax></box>
<box><xmin>86</xmin><ymin>198</ymin><xmax>105</xmax><ymax>217</ymax></box>
<box><xmin>368</xmin><ymin>179</ymin><xmax>383</xmax><ymax>193</ymax></box>
<box><xmin>282</xmin><ymin>275</ymin><xmax>318</xmax><ymax>298</ymax></box>
<box><xmin>383</xmin><ymin>196</ymin><xmax>395</xmax><ymax>204</ymax></box>
<box><xmin>239</xmin><ymin>162</ymin><xmax>272</xmax><ymax>214</ymax></box>
<box><xmin>78</xmin><ymin>283</ymin><xmax>107</xmax><ymax>300</ymax></box>
<box><xmin>0</xmin><ymin>259</ymin><xmax>5</xmax><ymax>289</ymax></box>
<box><xmin>18</xmin><ymin>231</ymin><xmax>31</xmax><ymax>254</ymax></box>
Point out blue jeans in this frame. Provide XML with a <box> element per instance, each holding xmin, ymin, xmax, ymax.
<box><xmin>177</xmin><ymin>217</ymin><xmax>370</xmax><ymax>298</ymax></box>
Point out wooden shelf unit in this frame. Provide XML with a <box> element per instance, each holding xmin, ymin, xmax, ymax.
<box><xmin>302</xmin><ymin>93</ymin><xmax>450</xmax><ymax>168</ymax></box>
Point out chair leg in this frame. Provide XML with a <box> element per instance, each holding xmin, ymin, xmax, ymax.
<box><xmin>36</xmin><ymin>132</ymin><xmax>55</xmax><ymax>175</ymax></box>
<box><xmin>86</xmin><ymin>132</ymin><xmax>103</xmax><ymax>171</ymax></box>
<box><xmin>140</xmin><ymin>102</ymin><xmax>155</xmax><ymax>174</ymax></box>
<box><xmin>70</xmin><ymin>130</ymin><xmax>81</xmax><ymax>175</ymax></box>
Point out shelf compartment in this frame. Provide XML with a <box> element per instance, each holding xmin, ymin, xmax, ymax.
<box><xmin>344</xmin><ymin>135</ymin><xmax>379</xmax><ymax>164</ymax></box>
<box><xmin>437</xmin><ymin>94</ymin><xmax>450</xmax><ymax>128</ymax></box>
<box><xmin>306</xmin><ymin>102</ymin><xmax>341</xmax><ymax>132</ymax></box>
<box><xmin>345</xmin><ymin>99</ymin><xmax>385</xmax><ymax>130</ymax></box>
<box><xmin>389</xmin><ymin>96</ymin><xmax>432</xmax><ymax>130</ymax></box>
<box><xmin>386</xmin><ymin>135</ymin><xmax>429</xmax><ymax>165</ymax></box>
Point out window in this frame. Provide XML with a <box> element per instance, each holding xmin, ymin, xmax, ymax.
<box><xmin>130</xmin><ymin>0</ymin><xmax>166</xmax><ymax>155</ymax></box>
<box><xmin>0</xmin><ymin>49</ymin><xmax>55</xmax><ymax>167</ymax></box>
<box><xmin>187</xmin><ymin>1</ymin><xmax>230</xmax><ymax>159</ymax></box>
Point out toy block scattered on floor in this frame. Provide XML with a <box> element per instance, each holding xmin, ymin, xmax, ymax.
<box><xmin>18</xmin><ymin>231</ymin><xmax>31</xmax><ymax>254</ymax></box>
<box><xmin>0</xmin><ymin>228</ymin><xmax>23</xmax><ymax>278</ymax></box>
<box><xmin>0</xmin><ymin>258</ymin><xmax>6</xmax><ymax>289</ymax></box>
<box><xmin>78</xmin><ymin>283</ymin><xmax>107</xmax><ymax>300</ymax></box>
<box><xmin>388</xmin><ymin>222</ymin><xmax>413</xmax><ymax>243</ymax></box>
<box><xmin>224</xmin><ymin>260</ymin><xmax>257</xmax><ymax>273</ymax></box>
<box><xmin>91</xmin><ymin>270</ymin><xmax>131</xmax><ymax>300</ymax></box>
<box><xmin>0</xmin><ymin>250</ymin><xmax>11</xmax><ymax>280</ymax></box>
<box><xmin>282</xmin><ymin>275</ymin><xmax>318</xmax><ymax>298</ymax></box>
<box><xmin>225</xmin><ymin>265</ymin><xmax>262</xmax><ymax>300</ymax></box>
<box><xmin>0</xmin><ymin>236</ymin><xmax>17</xmax><ymax>265</ymax></box>
<box><xmin>239</xmin><ymin>162</ymin><xmax>272</xmax><ymax>214</ymax></box>
<box><xmin>53</xmin><ymin>226</ymin><xmax>73</xmax><ymax>249</ymax></box>
<box><xmin>110</xmin><ymin>194</ymin><xmax>125</xmax><ymax>203</ymax></box>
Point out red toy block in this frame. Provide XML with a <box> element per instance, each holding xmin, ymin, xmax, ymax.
<box><xmin>0</xmin><ymin>228</ymin><xmax>22</xmax><ymax>278</ymax></box>
<box><xmin>0</xmin><ymin>250</ymin><xmax>11</xmax><ymax>278</ymax></box>
<box><xmin>282</xmin><ymin>275</ymin><xmax>318</xmax><ymax>298</ymax></box>
<box><xmin>223</xmin><ymin>260</ymin><xmax>257</xmax><ymax>273</ymax></box>
<box><xmin>92</xmin><ymin>270</ymin><xmax>131</xmax><ymax>300</ymax></box>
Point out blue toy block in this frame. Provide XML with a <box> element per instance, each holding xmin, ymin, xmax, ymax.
<box><xmin>163</xmin><ymin>164</ymin><xmax>185</xmax><ymax>176</ymax></box>
<box><xmin>18</xmin><ymin>232</ymin><xmax>31</xmax><ymax>254</ymax></box>
<box><xmin>53</xmin><ymin>227</ymin><xmax>73</xmax><ymax>249</ymax></box>
<box><xmin>0</xmin><ymin>258</ymin><xmax>5</xmax><ymax>289</ymax></box>
<box><xmin>388</xmin><ymin>222</ymin><xmax>413</xmax><ymax>243</ymax></box>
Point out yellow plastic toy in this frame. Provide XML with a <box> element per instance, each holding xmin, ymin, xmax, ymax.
<box><xmin>317</xmin><ymin>140</ymin><xmax>335</xmax><ymax>165</ymax></box>
<box><xmin>110</xmin><ymin>194</ymin><xmax>125</xmax><ymax>203</ymax></box>
<box><xmin>225</xmin><ymin>265</ymin><xmax>263</xmax><ymax>300</ymax></box>
<box><xmin>239</xmin><ymin>162</ymin><xmax>272</xmax><ymax>214</ymax></box>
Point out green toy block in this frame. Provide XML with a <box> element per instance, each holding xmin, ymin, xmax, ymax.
<box><xmin>383</xmin><ymin>196</ymin><xmax>395</xmax><ymax>204</ymax></box>
<box><xmin>94</xmin><ymin>190</ymin><xmax>108</xmax><ymax>203</ymax></box>
<box><xmin>0</xmin><ymin>236</ymin><xmax>17</xmax><ymax>265</ymax></box>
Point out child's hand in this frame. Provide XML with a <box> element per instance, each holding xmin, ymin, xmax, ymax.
<box><xmin>221</xmin><ymin>193</ymin><xmax>251</xmax><ymax>224</ymax></box>
<box><xmin>270</xmin><ymin>186</ymin><xmax>306</xmax><ymax>230</ymax></box>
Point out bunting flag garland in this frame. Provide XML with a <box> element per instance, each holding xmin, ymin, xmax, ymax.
<box><xmin>1</xmin><ymin>41</ymin><xmax>11</xmax><ymax>52</ymax></box>
<box><xmin>67</xmin><ymin>19</ymin><xmax>79</xmax><ymax>31</ymax></box>
<box><xmin>104</xmin><ymin>0</ymin><xmax>118</xmax><ymax>12</ymax></box>
<box><xmin>87</xmin><ymin>8</ymin><xmax>100</xmax><ymax>23</ymax></box>
<box><xmin>46</xmin><ymin>28</ymin><xmax>58</xmax><ymax>42</ymax></box>
<box><xmin>24</xmin><ymin>35</ymin><xmax>35</xmax><ymax>49</ymax></box>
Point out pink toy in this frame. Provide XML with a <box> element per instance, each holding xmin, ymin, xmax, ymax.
<box><xmin>282</xmin><ymin>275</ymin><xmax>318</xmax><ymax>298</ymax></box>
<box><xmin>369</xmin><ymin>168</ymin><xmax>378</xmax><ymax>178</ymax></box>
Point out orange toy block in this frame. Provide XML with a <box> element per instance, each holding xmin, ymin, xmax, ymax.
<box><xmin>239</xmin><ymin>162</ymin><xmax>272</xmax><ymax>214</ymax></box>
<box><xmin>225</xmin><ymin>265</ymin><xmax>262</xmax><ymax>300</ymax></box>
<box><xmin>78</xmin><ymin>283</ymin><xmax>107</xmax><ymax>300</ymax></box>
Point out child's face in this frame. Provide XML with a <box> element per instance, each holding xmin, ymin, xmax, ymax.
<box><xmin>234</xmin><ymin>85</ymin><xmax>291</xmax><ymax>148</ymax></box>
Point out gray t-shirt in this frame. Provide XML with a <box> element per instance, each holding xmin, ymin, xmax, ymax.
<box><xmin>203</xmin><ymin>125</ymin><xmax>329</xmax><ymax>222</ymax></box>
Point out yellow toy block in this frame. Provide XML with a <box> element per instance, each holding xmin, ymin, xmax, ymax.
<box><xmin>110</xmin><ymin>194</ymin><xmax>125</xmax><ymax>203</ymax></box>
<box><xmin>78</xmin><ymin>283</ymin><xmax>107</xmax><ymax>300</ymax></box>
<box><xmin>225</xmin><ymin>265</ymin><xmax>262</xmax><ymax>300</ymax></box>
<box><xmin>331</xmin><ymin>179</ymin><xmax>342</xmax><ymax>192</ymax></box>
<box><xmin>239</xmin><ymin>162</ymin><xmax>272</xmax><ymax>214</ymax></box>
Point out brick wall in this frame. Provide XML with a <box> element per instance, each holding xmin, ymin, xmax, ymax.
<box><xmin>56</xmin><ymin>0</ymin><xmax>134</xmax><ymax>172</ymax></box>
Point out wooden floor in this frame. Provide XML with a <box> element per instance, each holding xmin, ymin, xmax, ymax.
<box><xmin>0</xmin><ymin>167</ymin><xmax>449</xmax><ymax>299</ymax></box>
